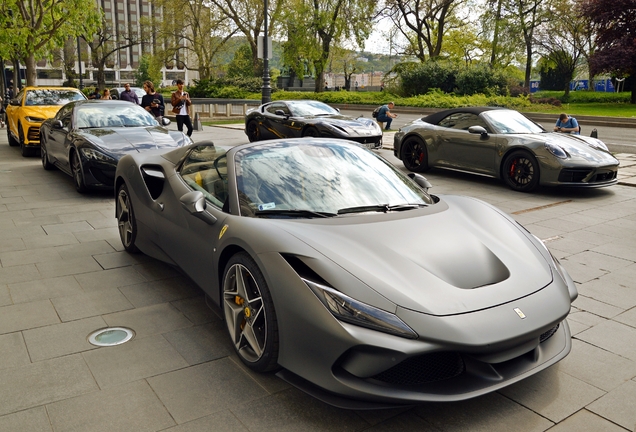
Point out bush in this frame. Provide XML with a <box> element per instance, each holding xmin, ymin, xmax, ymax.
<box><xmin>189</xmin><ymin>77</ymin><xmax>276</xmax><ymax>98</ymax></box>
<box><xmin>399</xmin><ymin>61</ymin><xmax>458</xmax><ymax>96</ymax></box>
<box><xmin>455</xmin><ymin>65</ymin><xmax>507</xmax><ymax>96</ymax></box>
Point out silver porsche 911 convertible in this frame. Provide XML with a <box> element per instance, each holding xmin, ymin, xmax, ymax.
<box><xmin>394</xmin><ymin>107</ymin><xmax>619</xmax><ymax>192</ymax></box>
<box><xmin>115</xmin><ymin>138</ymin><xmax>577</xmax><ymax>408</ymax></box>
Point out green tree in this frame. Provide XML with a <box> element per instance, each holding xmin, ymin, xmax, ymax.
<box><xmin>0</xmin><ymin>0</ymin><xmax>100</xmax><ymax>86</ymax></box>
<box><xmin>134</xmin><ymin>54</ymin><xmax>163</xmax><ymax>87</ymax></box>
<box><xmin>227</xmin><ymin>44</ymin><xmax>257</xmax><ymax>77</ymax></box>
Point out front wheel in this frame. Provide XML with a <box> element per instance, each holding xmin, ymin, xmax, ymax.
<box><xmin>401</xmin><ymin>136</ymin><xmax>429</xmax><ymax>172</ymax></box>
<box><xmin>116</xmin><ymin>183</ymin><xmax>140</xmax><ymax>253</ymax></box>
<box><xmin>302</xmin><ymin>126</ymin><xmax>321</xmax><ymax>137</ymax></box>
<box><xmin>19</xmin><ymin>125</ymin><xmax>34</xmax><ymax>157</ymax></box>
<box><xmin>41</xmin><ymin>140</ymin><xmax>54</xmax><ymax>170</ymax></box>
<box><xmin>246</xmin><ymin>121</ymin><xmax>260</xmax><ymax>142</ymax></box>
<box><xmin>223</xmin><ymin>252</ymin><xmax>279</xmax><ymax>372</ymax></box>
<box><xmin>71</xmin><ymin>150</ymin><xmax>88</xmax><ymax>193</ymax></box>
<box><xmin>502</xmin><ymin>150</ymin><xmax>540</xmax><ymax>192</ymax></box>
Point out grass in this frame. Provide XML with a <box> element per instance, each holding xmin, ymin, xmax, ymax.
<box><xmin>520</xmin><ymin>103</ymin><xmax>636</xmax><ymax>118</ymax></box>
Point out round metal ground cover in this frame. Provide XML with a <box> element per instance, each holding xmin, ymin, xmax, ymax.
<box><xmin>88</xmin><ymin>327</ymin><xmax>135</xmax><ymax>347</ymax></box>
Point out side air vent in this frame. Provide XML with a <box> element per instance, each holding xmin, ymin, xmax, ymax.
<box><xmin>141</xmin><ymin>165</ymin><xmax>166</xmax><ymax>200</ymax></box>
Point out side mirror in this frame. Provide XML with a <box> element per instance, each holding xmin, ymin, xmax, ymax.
<box><xmin>274</xmin><ymin>109</ymin><xmax>287</xmax><ymax>117</ymax></box>
<box><xmin>52</xmin><ymin>120</ymin><xmax>64</xmax><ymax>129</ymax></box>
<box><xmin>161</xmin><ymin>117</ymin><xmax>171</xmax><ymax>126</ymax></box>
<box><xmin>468</xmin><ymin>125</ymin><xmax>488</xmax><ymax>136</ymax></box>
<box><xmin>10</xmin><ymin>99</ymin><xmax>19</xmax><ymax>106</ymax></box>
<box><xmin>180</xmin><ymin>191</ymin><xmax>217</xmax><ymax>225</ymax></box>
<box><xmin>407</xmin><ymin>173</ymin><xmax>432</xmax><ymax>192</ymax></box>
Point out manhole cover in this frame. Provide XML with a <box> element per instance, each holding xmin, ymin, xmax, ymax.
<box><xmin>88</xmin><ymin>327</ymin><xmax>135</xmax><ymax>347</ymax></box>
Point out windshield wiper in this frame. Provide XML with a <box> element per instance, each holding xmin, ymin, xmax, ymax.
<box><xmin>255</xmin><ymin>209</ymin><xmax>337</xmax><ymax>218</ymax></box>
<box><xmin>337</xmin><ymin>203</ymin><xmax>426</xmax><ymax>215</ymax></box>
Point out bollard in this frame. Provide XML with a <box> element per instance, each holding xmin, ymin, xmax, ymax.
<box><xmin>193</xmin><ymin>112</ymin><xmax>202</xmax><ymax>131</ymax></box>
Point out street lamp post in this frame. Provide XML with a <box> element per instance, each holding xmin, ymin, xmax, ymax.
<box><xmin>77</xmin><ymin>37</ymin><xmax>84</xmax><ymax>89</ymax></box>
<box><xmin>261</xmin><ymin>0</ymin><xmax>271</xmax><ymax>104</ymax></box>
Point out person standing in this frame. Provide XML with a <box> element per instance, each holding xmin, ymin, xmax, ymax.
<box><xmin>171</xmin><ymin>79</ymin><xmax>193</xmax><ymax>136</ymax></box>
<box><xmin>119</xmin><ymin>83</ymin><xmax>139</xmax><ymax>104</ymax></box>
<box><xmin>141</xmin><ymin>80</ymin><xmax>164</xmax><ymax>121</ymax></box>
<box><xmin>88</xmin><ymin>87</ymin><xmax>101</xmax><ymax>99</ymax></box>
<box><xmin>102</xmin><ymin>89</ymin><xmax>112</xmax><ymax>99</ymax></box>
<box><xmin>553</xmin><ymin>113</ymin><xmax>580</xmax><ymax>134</ymax></box>
<box><xmin>376</xmin><ymin>102</ymin><xmax>398</xmax><ymax>131</ymax></box>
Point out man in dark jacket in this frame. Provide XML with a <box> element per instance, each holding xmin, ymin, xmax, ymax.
<box><xmin>119</xmin><ymin>83</ymin><xmax>139</xmax><ymax>104</ymax></box>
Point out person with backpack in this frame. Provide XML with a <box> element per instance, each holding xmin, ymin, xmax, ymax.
<box><xmin>554</xmin><ymin>113</ymin><xmax>580</xmax><ymax>135</ymax></box>
<box><xmin>375</xmin><ymin>102</ymin><xmax>398</xmax><ymax>131</ymax></box>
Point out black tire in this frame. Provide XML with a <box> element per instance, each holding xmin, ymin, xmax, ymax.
<box><xmin>116</xmin><ymin>183</ymin><xmax>140</xmax><ymax>253</ymax></box>
<box><xmin>7</xmin><ymin>126</ymin><xmax>19</xmax><ymax>147</ymax></box>
<box><xmin>302</xmin><ymin>126</ymin><xmax>321</xmax><ymax>138</ymax></box>
<box><xmin>40</xmin><ymin>140</ymin><xmax>54</xmax><ymax>170</ymax></box>
<box><xmin>502</xmin><ymin>150</ymin><xmax>540</xmax><ymax>192</ymax></box>
<box><xmin>222</xmin><ymin>252</ymin><xmax>279</xmax><ymax>372</ymax></box>
<box><xmin>246</xmin><ymin>121</ymin><xmax>260</xmax><ymax>142</ymax></box>
<box><xmin>71</xmin><ymin>150</ymin><xmax>88</xmax><ymax>193</ymax></box>
<box><xmin>401</xmin><ymin>136</ymin><xmax>429</xmax><ymax>173</ymax></box>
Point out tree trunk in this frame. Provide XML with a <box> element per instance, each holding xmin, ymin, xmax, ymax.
<box><xmin>25</xmin><ymin>54</ymin><xmax>37</xmax><ymax>87</ymax></box>
<box><xmin>490</xmin><ymin>0</ymin><xmax>503</xmax><ymax>67</ymax></box>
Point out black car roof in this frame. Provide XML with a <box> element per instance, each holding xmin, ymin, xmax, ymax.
<box><xmin>423</xmin><ymin>107</ymin><xmax>508</xmax><ymax>125</ymax></box>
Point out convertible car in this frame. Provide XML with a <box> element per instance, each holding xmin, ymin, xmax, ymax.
<box><xmin>394</xmin><ymin>107</ymin><xmax>619</xmax><ymax>192</ymax></box>
<box><xmin>40</xmin><ymin>100</ymin><xmax>192</xmax><ymax>193</ymax></box>
<box><xmin>244</xmin><ymin>100</ymin><xmax>383</xmax><ymax>149</ymax></box>
<box><xmin>115</xmin><ymin>138</ymin><xmax>577</xmax><ymax>407</ymax></box>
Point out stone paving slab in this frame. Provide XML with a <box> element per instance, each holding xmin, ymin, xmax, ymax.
<box><xmin>1</xmin><ymin>127</ymin><xmax>636</xmax><ymax>431</ymax></box>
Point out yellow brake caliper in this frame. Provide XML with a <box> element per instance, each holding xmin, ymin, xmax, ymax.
<box><xmin>235</xmin><ymin>296</ymin><xmax>248</xmax><ymax>330</ymax></box>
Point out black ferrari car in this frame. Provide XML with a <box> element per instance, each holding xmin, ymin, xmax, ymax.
<box><xmin>394</xmin><ymin>107</ymin><xmax>619</xmax><ymax>192</ymax></box>
<box><xmin>40</xmin><ymin>100</ymin><xmax>192</xmax><ymax>192</ymax></box>
<box><xmin>244</xmin><ymin>100</ymin><xmax>383</xmax><ymax>149</ymax></box>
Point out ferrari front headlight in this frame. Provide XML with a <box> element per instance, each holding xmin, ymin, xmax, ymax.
<box><xmin>303</xmin><ymin>278</ymin><xmax>418</xmax><ymax>339</ymax></box>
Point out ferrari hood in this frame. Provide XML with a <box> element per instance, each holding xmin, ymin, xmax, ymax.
<box><xmin>279</xmin><ymin>196</ymin><xmax>553</xmax><ymax>316</ymax></box>
<box><xmin>304</xmin><ymin>115</ymin><xmax>377</xmax><ymax>129</ymax></box>
<box><xmin>81</xmin><ymin>127</ymin><xmax>182</xmax><ymax>152</ymax></box>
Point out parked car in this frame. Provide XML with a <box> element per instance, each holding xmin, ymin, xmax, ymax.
<box><xmin>5</xmin><ymin>86</ymin><xmax>87</xmax><ymax>156</ymax></box>
<box><xmin>115</xmin><ymin>138</ymin><xmax>577</xmax><ymax>407</ymax></box>
<box><xmin>244</xmin><ymin>100</ymin><xmax>383</xmax><ymax>149</ymax></box>
<box><xmin>109</xmin><ymin>86</ymin><xmax>145</xmax><ymax>103</ymax></box>
<box><xmin>394</xmin><ymin>107</ymin><xmax>619</xmax><ymax>192</ymax></box>
<box><xmin>40</xmin><ymin>100</ymin><xmax>192</xmax><ymax>193</ymax></box>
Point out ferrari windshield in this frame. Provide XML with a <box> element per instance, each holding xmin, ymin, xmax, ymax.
<box><xmin>483</xmin><ymin>110</ymin><xmax>544</xmax><ymax>134</ymax></box>
<box><xmin>76</xmin><ymin>103</ymin><xmax>158</xmax><ymax>128</ymax></box>
<box><xmin>287</xmin><ymin>100</ymin><xmax>339</xmax><ymax>117</ymax></box>
<box><xmin>25</xmin><ymin>89</ymin><xmax>86</xmax><ymax>106</ymax></box>
<box><xmin>235</xmin><ymin>140</ymin><xmax>434</xmax><ymax>217</ymax></box>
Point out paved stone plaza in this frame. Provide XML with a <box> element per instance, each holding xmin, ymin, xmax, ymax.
<box><xmin>0</xmin><ymin>125</ymin><xmax>635</xmax><ymax>431</ymax></box>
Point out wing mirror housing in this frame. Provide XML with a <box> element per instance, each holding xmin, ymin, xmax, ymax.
<box><xmin>52</xmin><ymin>120</ymin><xmax>64</xmax><ymax>129</ymax></box>
<box><xmin>468</xmin><ymin>126</ymin><xmax>488</xmax><ymax>136</ymax></box>
<box><xmin>407</xmin><ymin>173</ymin><xmax>432</xmax><ymax>192</ymax></box>
<box><xmin>161</xmin><ymin>117</ymin><xmax>171</xmax><ymax>126</ymax></box>
<box><xmin>180</xmin><ymin>191</ymin><xmax>217</xmax><ymax>225</ymax></box>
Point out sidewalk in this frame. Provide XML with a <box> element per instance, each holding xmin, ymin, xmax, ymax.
<box><xmin>1</xmin><ymin>126</ymin><xmax>636</xmax><ymax>431</ymax></box>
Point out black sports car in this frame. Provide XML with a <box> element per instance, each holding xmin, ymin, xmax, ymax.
<box><xmin>40</xmin><ymin>100</ymin><xmax>192</xmax><ymax>192</ymax></box>
<box><xmin>394</xmin><ymin>107</ymin><xmax>619</xmax><ymax>192</ymax></box>
<box><xmin>115</xmin><ymin>138</ymin><xmax>577</xmax><ymax>407</ymax></box>
<box><xmin>244</xmin><ymin>100</ymin><xmax>383</xmax><ymax>149</ymax></box>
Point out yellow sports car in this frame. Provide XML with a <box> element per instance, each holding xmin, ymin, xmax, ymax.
<box><xmin>5</xmin><ymin>86</ymin><xmax>86</xmax><ymax>156</ymax></box>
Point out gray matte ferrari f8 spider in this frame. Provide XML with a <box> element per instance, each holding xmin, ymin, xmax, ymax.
<box><xmin>115</xmin><ymin>138</ymin><xmax>578</xmax><ymax>408</ymax></box>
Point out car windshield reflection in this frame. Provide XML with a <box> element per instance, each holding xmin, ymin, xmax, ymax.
<box><xmin>235</xmin><ymin>141</ymin><xmax>434</xmax><ymax>217</ymax></box>
<box><xmin>76</xmin><ymin>104</ymin><xmax>158</xmax><ymax>128</ymax></box>
<box><xmin>483</xmin><ymin>110</ymin><xmax>544</xmax><ymax>134</ymax></box>
<box><xmin>287</xmin><ymin>101</ymin><xmax>339</xmax><ymax>117</ymax></box>
<box><xmin>26</xmin><ymin>90</ymin><xmax>85</xmax><ymax>106</ymax></box>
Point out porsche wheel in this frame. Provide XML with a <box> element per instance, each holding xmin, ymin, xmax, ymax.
<box><xmin>116</xmin><ymin>183</ymin><xmax>139</xmax><ymax>253</ymax></box>
<box><xmin>7</xmin><ymin>126</ymin><xmax>19</xmax><ymax>147</ymax></box>
<box><xmin>223</xmin><ymin>252</ymin><xmax>279</xmax><ymax>372</ymax></box>
<box><xmin>401</xmin><ymin>136</ymin><xmax>429</xmax><ymax>172</ymax></box>
<box><xmin>71</xmin><ymin>150</ymin><xmax>88</xmax><ymax>193</ymax></box>
<box><xmin>246</xmin><ymin>121</ymin><xmax>260</xmax><ymax>142</ymax></box>
<box><xmin>503</xmin><ymin>150</ymin><xmax>540</xmax><ymax>192</ymax></box>
<box><xmin>41</xmin><ymin>140</ymin><xmax>54</xmax><ymax>170</ymax></box>
<box><xmin>302</xmin><ymin>126</ymin><xmax>321</xmax><ymax>137</ymax></box>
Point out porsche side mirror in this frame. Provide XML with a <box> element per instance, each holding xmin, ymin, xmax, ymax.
<box><xmin>468</xmin><ymin>126</ymin><xmax>488</xmax><ymax>136</ymax></box>
<box><xmin>161</xmin><ymin>117</ymin><xmax>171</xmax><ymax>126</ymax></box>
<box><xmin>180</xmin><ymin>191</ymin><xmax>217</xmax><ymax>225</ymax></box>
<box><xmin>407</xmin><ymin>172</ymin><xmax>432</xmax><ymax>192</ymax></box>
<box><xmin>52</xmin><ymin>120</ymin><xmax>64</xmax><ymax>129</ymax></box>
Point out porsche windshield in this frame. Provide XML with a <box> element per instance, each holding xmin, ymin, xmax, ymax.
<box><xmin>25</xmin><ymin>89</ymin><xmax>86</xmax><ymax>106</ymax></box>
<box><xmin>76</xmin><ymin>104</ymin><xmax>158</xmax><ymax>128</ymax></box>
<box><xmin>483</xmin><ymin>110</ymin><xmax>544</xmax><ymax>134</ymax></box>
<box><xmin>235</xmin><ymin>141</ymin><xmax>434</xmax><ymax>217</ymax></box>
<box><xmin>287</xmin><ymin>101</ymin><xmax>339</xmax><ymax>116</ymax></box>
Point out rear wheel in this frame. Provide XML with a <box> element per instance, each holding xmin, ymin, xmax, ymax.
<box><xmin>401</xmin><ymin>136</ymin><xmax>429</xmax><ymax>172</ymax></box>
<box><xmin>302</xmin><ymin>126</ymin><xmax>321</xmax><ymax>137</ymax></box>
<box><xmin>116</xmin><ymin>183</ymin><xmax>140</xmax><ymax>253</ymax></box>
<box><xmin>223</xmin><ymin>252</ymin><xmax>279</xmax><ymax>372</ymax></box>
<box><xmin>246</xmin><ymin>121</ymin><xmax>260</xmax><ymax>142</ymax></box>
<box><xmin>502</xmin><ymin>150</ymin><xmax>540</xmax><ymax>192</ymax></box>
<box><xmin>71</xmin><ymin>150</ymin><xmax>88</xmax><ymax>193</ymax></box>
